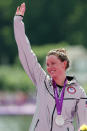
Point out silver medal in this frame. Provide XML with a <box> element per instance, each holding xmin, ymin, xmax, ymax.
<box><xmin>55</xmin><ymin>115</ymin><xmax>64</xmax><ymax>126</ymax></box>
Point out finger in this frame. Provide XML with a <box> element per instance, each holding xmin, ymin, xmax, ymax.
<box><xmin>21</xmin><ymin>8</ymin><xmax>25</xmax><ymax>16</ymax></box>
<box><xmin>21</xmin><ymin>2</ymin><xmax>25</xmax><ymax>7</ymax></box>
<box><xmin>20</xmin><ymin>4</ymin><xmax>25</xmax><ymax>16</ymax></box>
<box><xmin>20</xmin><ymin>6</ymin><xmax>25</xmax><ymax>12</ymax></box>
<box><xmin>20</xmin><ymin>3</ymin><xmax>25</xmax><ymax>10</ymax></box>
<box><xmin>17</xmin><ymin>6</ymin><xmax>20</xmax><ymax>12</ymax></box>
<box><xmin>16</xmin><ymin>6</ymin><xmax>20</xmax><ymax>15</ymax></box>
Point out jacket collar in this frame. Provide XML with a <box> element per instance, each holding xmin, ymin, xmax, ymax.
<box><xmin>44</xmin><ymin>75</ymin><xmax>77</xmax><ymax>99</ymax></box>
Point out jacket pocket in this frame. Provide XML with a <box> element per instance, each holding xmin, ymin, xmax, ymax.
<box><xmin>34</xmin><ymin>119</ymin><xmax>39</xmax><ymax>131</ymax></box>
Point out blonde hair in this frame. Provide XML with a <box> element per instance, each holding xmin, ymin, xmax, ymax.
<box><xmin>47</xmin><ymin>48</ymin><xmax>69</xmax><ymax>69</ymax></box>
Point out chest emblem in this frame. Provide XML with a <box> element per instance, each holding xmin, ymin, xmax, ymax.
<box><xmin>67</xmin><ymin>87</ymin><xmax>76</xmax><ymax>94</ymax></box>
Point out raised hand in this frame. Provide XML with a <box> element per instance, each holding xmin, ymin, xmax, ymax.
<box><xmin>16</xmin><ymin>2</ymin><xmax>26</xmax><ymax>16</ymax></box>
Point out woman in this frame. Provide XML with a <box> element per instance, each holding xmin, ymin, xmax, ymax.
<box><xmin>14</xmin><ymin>3</ymin><xmax>87</xmax><ymax>131</ymax></box>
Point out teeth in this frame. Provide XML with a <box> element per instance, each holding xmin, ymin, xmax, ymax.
<box><xmin>50</xmin><ymin>71</ymin><xmax>55</xmax><ymax>73</ymax></box>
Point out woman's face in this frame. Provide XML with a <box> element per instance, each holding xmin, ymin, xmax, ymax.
<box><xmin>46</xmin><ymin>55</ymin><xmax>66</xmax><ymax>79</ymax></box>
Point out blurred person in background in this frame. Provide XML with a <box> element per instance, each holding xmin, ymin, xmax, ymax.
<box><xmin>13</xmin><ymin>2</ymin><xmax>87</xmax><ymax>131</ymax></box>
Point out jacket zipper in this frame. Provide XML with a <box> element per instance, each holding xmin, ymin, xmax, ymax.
<box><xmin>67</xmin><ymin>127</ymin><xmax>69</xmax><ymax>131</ymax></box>
<box><xmin>34</xmin><ymin>119</ymin><xmax>39</xmax><ymax>131</ymax></box>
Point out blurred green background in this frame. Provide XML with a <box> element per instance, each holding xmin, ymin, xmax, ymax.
<box><xmin>0</xmin><ymin>115</ymin><xmax>32</xmax><ymax>131</ymax></box>
<box><xmin>0</xmin><ymin>0</ymin><xmax>87</xmax><ymax>130</ymax></box>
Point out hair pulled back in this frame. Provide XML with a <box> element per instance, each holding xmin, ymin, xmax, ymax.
<box><xmin>47</xmin><ymin>48</ymin><xmax>69</xmax><ymax>69</ymax></box>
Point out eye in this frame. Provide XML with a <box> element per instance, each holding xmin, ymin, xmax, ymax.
<box><xmin>47</xmin><ymin>63</ymin><xmax>49</xmax><ymax>67</ymax></box>
<box><xmin>51</xmin><ymin>62</ymin><xmax>55</xmax><ymax>65</ymax></box>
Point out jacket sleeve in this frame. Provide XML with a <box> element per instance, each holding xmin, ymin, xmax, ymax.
<box><xmin>76</xmin><ymin>88</ymin><xmax>87</xmax><ymax>129</ymax></box>
<box><xmin>13</xmin><ymin>16</ymin><xmax>46</xmax><ymax>87</ymax></box>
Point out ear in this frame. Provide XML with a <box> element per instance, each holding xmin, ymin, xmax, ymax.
<box><xmin>63</xmin><ymin>61</ymin><xmax>67</xmax><ymax>70</ymax></box>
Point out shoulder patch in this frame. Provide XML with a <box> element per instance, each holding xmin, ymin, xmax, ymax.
<box><xmin>67</xmin><ymin>87</ymin><xmax>76</xmax><ymax>94</ymax></box>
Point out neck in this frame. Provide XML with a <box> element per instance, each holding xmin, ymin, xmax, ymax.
<box><xmin>53</xmin><ymin>73</ymin><xmax>66</xmax><ymax>86</ymax></box>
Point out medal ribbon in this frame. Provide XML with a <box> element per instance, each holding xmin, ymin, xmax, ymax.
<box><xmin>52</xmin><ymin>78</ymin><xmax>67</xmax><ymax>115</ymax></box>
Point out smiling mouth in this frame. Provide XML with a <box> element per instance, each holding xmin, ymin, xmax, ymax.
<box><xmin>50</xmin><ymin>70</ymin><xmax>56</xmax><ymax>74</ymax></box>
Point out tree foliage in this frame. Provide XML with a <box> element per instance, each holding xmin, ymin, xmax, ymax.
<box><xmin>0</xmin><ymin>0</ymin><xmax>87</xmax><ymax>64</ymax></box>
